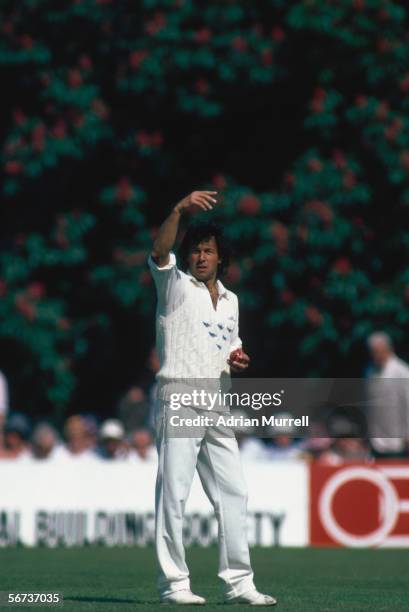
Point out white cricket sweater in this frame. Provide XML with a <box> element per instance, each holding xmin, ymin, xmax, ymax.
<box><xmin>148</xmin><ymin>252</ymin><xmax>242</xmax><ymax>404</ymax></box>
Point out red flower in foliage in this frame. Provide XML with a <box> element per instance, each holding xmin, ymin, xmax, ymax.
<box><xmin>129</xmin><ymin>50</ymin><xmax>149</xmax><ymax>70</ymax></box>
<box><xmin>375</xmin><ymin>101</ymin><xmax>389</xmax><ymax>121</ymax></box>
<box><xmin>2</xmin><ymin>21</ymin><xmax>13</xmax><ymax>35</ymax></box>
<box><xmin>13</xmin><ymin>108</ymin><xmax>26</xmax><ymax>126</ymax></box>
<box><xmin>68</xmin><ymin>69</ymin><xmax>82</xmax><ymax>88</ymax></box>
<box><xmin>333</xmin><ymin>257</ymin><xmax>351</xmax><ymax>275</ymax></box>
<box><xmin>332</xmin><ymin>149</ymin><xmax>347</xmax><ymax>169</ymax></box>
<box><xmin>232</xmin><ymin>36</ymin><xmax>247</xmax><ymax>52</ymax></box>
<box><xmin>92</xmin><ymin>98</ymin><xmax>109</xmax><ymax>119</ymax></box>
<box><xmin>145</xmin><ymin>12</ymin><xmax>167</xmax><ymax>36</ymax></box>
<box><xmin>355</xmin><ymin>95</ymin><xmax>368</xmax><ymax>108</ymax></box>
<box><xmin>58</xmin><ymin>318</ymin><xmax>71</xmax><ymax>331</ymax></box>
<box><xmin>195</xmin><ymin>28</ymin><xmax>212</xmax><ymax>44</ymax></box>
<box><xmin>139</xmin><ymin>270</ymin><xmax>152</xmax><ymax>286</ymax></box>
<box><xmin>15</xmin><ymin>234</ymin><xmax>26</xmax><ymax>247</ymax></box>
<box><xmin>261</xmin><ymin>48</ymin><xmax>272</xmax><ymax>66</ymax></box>
<box><xmin>73</xmin><ymin>113</ymin><xmax>85</xmax><ymax>129</ymax></box>
<box><xmin>56</xmin><ymin>232</ymin><xmax>69</xmax><ymax>248</ymax></box>
<box><xmin>307</xmin><ymin>157</ymin><xmax>323</xmax><ymax>172</ymax></box>
<box><xmin>136</xmin><ymin>131</ymin><xmax>151</xmax><ymax>147</ymax></box>
<box><xmin>27</xmin><ymin>282</ymin><xmax>45</xmax><ymax>300</ymax></box>
<box><xmin>5</xmin><ymin>161</ymin><xmax>23</xmax><ymax>175</ymax></box>
<box><xmin>52</xmin><ymin>120</ymin><xmax>66</xmax><ymax>139</ymax></box>
<box><xmin>239</xmin><ymin>195</ymin><xmax>260</xmax><ymax>215</ymax></box>
<box><xmin>343</xmin><ymin>171</ymin><xmax>356</xmax><ymax>189</ymax></box>
<box><xmin>384</xmin><ymin>117</ymin><xmax>403</xmax><ymax>142</ymax></box>
<box><xmin>401</xmin><ymin>151</ymin><xmax>409</xmax><ymax>173</ymax></box>
<box><xmin>20</xmin><ymin>35</ymin><xmax>33</xmax><ymax>49</ymax></box>
<box><xmin>116</xmin><ymin>177</ymin><xmax>133</xmax><ymax>203</ymax></box>
<box><xmin>311</xmin><ymin>87</ymin><xmax>327</xmax><ymax>113</ymax></box>
<box><xmin>271</xmin><ymin>26</ymin><xmax>285</xmax><ymax>42</ymax></box>
<box><xmin>377</xmin><ymin>9</ymin><xmax>390</xmax><ymax>21</ymax></box>
<box><xmin>40</xmin><ymin>73</ymin><xmax>51</xmax><ymax>87</ymax></box>
<box><xmin>377</xmin><ymin>38</ymin><xmax>391</xmax><ymax>53</ymax></box>
<box><xmin>15</xmin><ymin>295</ymin><xmax>37</xmax><ymax>321</ymax></box>
<box><xmin>305</xmin><ymin>306</ymin><xmax>323</xmax><ymax>327</ymax></box>
<box><xmin>297</xmin><ymin>226</ymin><xmax>309</xmax><ymax>241</ymax></box>
<box><xmin>32</xmin><ymin>123</ymin><xmax>46</xmax><ymax>151</ymax></box>
<box><xmin>79</xmin><ymin>55</ymin><xmax>93</xmax><ymax>70</ymax></box>
<box><xmin>281</xmin><ymin>289</ymin><xmax>294</xmax><ymax>304</ymax></box>
<box><xmin>151</xmin><ymin>131</ymin><xmax>163</xmax><ymax>147</ymax></box>
<box><xmin>271</xmin><ymin>222</ymin><xmax>288</xmax><ymax>254</ymax></box>
<box><xmin>225</xmin><ymin>263</ymin><xmax>241</xmax><ymax>285</ymax></box>
<box><xmin>400</xmin><ymin>74</ymin><xmax>409</xmax><ymax>92</ymax></box>
<box><xmin>311</xmin><ymin>98</ymin><xmax>324</xmax><ymax>113</ymax></box>
<box><xmin>212</xmin><ymin>174</ymin><xmax>227</xmax><ymax>190</ymax></box>
<box><xmin>284</xmin><ymin>172</ymin><xmax>295</xmax><ymax>187</ymax></box>
<box><xmin>306</xmin><ymin>200</ymin><xmax>333</xmax><ymax>226</ymax></box>
<box><xmin>195</xmin><ymin>78</ymin><xmax>209</xmax><ymax>95</ymax></box>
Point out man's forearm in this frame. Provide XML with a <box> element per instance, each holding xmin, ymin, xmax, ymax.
<box><xmin>151</xmin><ymin>191</ymin><xmax>216</xmax><ymax>265</ymax></box>
<box><xmin>151</xmin><ymin>206</ymin><xmax>181</xmax><ymax>262</ymax></box>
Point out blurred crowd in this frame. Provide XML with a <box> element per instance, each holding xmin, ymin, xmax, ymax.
<box><xmin>1</xmin><ymin>333</ymin><xmax>409</xmax><ymax>465</ymax></box>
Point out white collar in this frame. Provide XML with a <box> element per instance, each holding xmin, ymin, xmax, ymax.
<box><xmin>186</xmin><ymin>272</ymin><xmax>229</xmax><ymax>299</ymax></box>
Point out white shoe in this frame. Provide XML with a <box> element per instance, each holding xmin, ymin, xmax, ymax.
<box><xmin>225</xmin><ymin>589</ymin><xmax>277</xmax><ymax>606</ymax></box>
<box><xmin>160</xmin><ymin>589</ymin><xmax>206</xmax><ymax>605</ymax></box>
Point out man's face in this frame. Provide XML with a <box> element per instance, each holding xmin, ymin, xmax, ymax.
<box><xmin>188</xmin><ymin>237</ymin><xmax>221</xmax><ymax>282</ymax></box>
<box><xmin>370</xmin><ymin>341</ymin><xmax>391</xmax><ymax>368</ymax></box>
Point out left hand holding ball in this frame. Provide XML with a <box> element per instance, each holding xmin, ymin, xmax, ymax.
<box><xmin>228</xmin><ymin>348</ymin><xmax>250</xmax><ymax>372</ymax></box>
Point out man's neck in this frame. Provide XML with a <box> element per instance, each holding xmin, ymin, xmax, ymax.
<box><xmin>204</xmin><ymin>277</ymin><xmax>218</xmax><ymax>291</ymax></box>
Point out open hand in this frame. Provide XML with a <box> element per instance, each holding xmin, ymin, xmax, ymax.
<box><xmin>174</xmin><ymin>191</ymin><xmax>217</xmax><ymax>213</ymax></box>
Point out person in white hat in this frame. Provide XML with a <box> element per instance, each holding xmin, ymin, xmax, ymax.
<box><xmin>96</xmin><ymin>419</ymin><xmax>127</xmax><ymax>460</ymax></box>
<box><xmin>148</xmin><ymin>191</ymin><xmax>276</xmax><ymax>606</ymax></box>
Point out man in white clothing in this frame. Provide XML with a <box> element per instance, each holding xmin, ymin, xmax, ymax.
<box><xmin>367</xmin><ymin>331</ymin><xmax>409</xmax><ymax>457</ymax></box>
<box><xmin>148</xmin><ymin>190</ymin><xmax>276</xmax><ymax>606</ymax></box>
<box><xmin>0</xmin><ymin>370</ymin><xmax>9</xmax><ymax>452</ymax></box>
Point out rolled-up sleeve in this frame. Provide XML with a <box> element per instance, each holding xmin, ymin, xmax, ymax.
<box><xmin>147</xmin><ymin>251</ymin><xmax>185</xmax><ymax>312</ymax></box>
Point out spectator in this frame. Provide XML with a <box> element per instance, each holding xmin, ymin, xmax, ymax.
<box><xmin>53</xmin><ymin>415</ymin><xmax>97</xmax><ymax>462</ymax></box>
<box><xmin>118</xmin><ymin>386</ymin><xmax>150</xmax><ymax>431</ymax></box>
<box><xmin>230</xmin><ymin>409</ymin><xmax>270</xmax><ymax>462</ymax></box>
<box><xmin>366</xmin><ymin>331</ymin><xmax>409</xmax><ymax>457</ymax></box>
<box><xmin>127</xmin><ymin>428</ymin><xmax>157</xmax><ymax>463</ymax></box>
<box><xmin>318</xmin><ymin>416</ymin><xmax>372</xmax><ymax>465</ymax></box>
<box><xmin>263</xmin><ymin>412</ymin><xmax>305</xmax><ymax>461</ymax></box>
<box><xmin>96</xmin><ymin>419</ymin><xmax>127</xmax><ymax>460</ymax></box>
<box><xmin>82</xmin><ymin>413</ymin><xmax>99</xmax><ymax>450</ymax></box>
<box><xmin>299</xmin><ymin>421</ymin><xmax>332</xmax><ymax>461</ymax></box>
<box><xmin>319</xmin><ymin>438</ymin><xmax>372</xmax><ymax>465</ymax></box>
<box><xmin>1</xmin><ymin>412</ymin><xmax>31</xmax><ymax>460</ymax></box>
<box><xmin>31</xmin><ymin>422</ymin><xmax>61</xmax><ymax>460</ymax></box>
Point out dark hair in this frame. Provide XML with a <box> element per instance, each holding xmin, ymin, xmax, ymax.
<box><xmin>178</xmin><ymin>221</ymin><xmax>231</xmax><ymax>276</ymax></box>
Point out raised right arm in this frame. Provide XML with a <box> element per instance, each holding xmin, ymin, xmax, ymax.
<box><xmin>151</xmin><ymin>191</ymin><xmax>217</xmax><ymax>267</ymax></box>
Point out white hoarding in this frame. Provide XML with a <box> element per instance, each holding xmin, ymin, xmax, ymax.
<box><xmin>0</xmin><ymin>460</ymin><xmax>308</xmax><ymax>547</ymax></box>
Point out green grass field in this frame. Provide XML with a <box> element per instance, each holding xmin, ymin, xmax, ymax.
<box><xmin>0</xmin><ymin>547</ymin><xmax>408</xmax><ymax>612</ymax></box>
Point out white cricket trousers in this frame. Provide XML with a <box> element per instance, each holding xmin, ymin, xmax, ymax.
<box><xmin>154</xmin><ymin>400</ymin><xmax>255</xmax><ymax>599</ymax></box>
